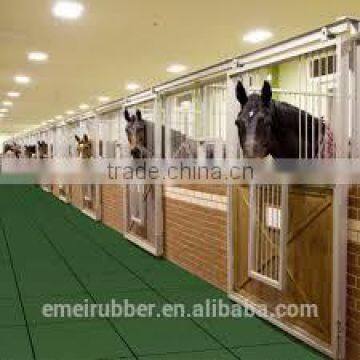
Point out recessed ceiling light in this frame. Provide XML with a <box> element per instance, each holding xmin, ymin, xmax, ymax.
<box><xmin>0</xmin><ymin>108</ymin><xmax>9</xmax><ymax>113</ymax></box>
<box><xmin>66</xmin><ymin>110</ymin><xmax>75</xmax><ymax>115</ymax></box>
<box><xmin>79</xmin><ymin>103</ymin><xmax>89</xmax><ymax>110</ymax></box>
<box><xmin>166</xmin><ymin>64</ymin><xmax>187</xmax><ymax>74</ymax></box>
<box><xmin>98</xmin><ymin>96</ymin><xmax>110</xmax><ymax>103</ymax></box>
<box><xmin>55</xmin><ymin>115</ymin><xmax>63</xmax><ymax>120</ymax></box>
<box><xmin>7</xmin><ymin>92</ymin><xmax>21</xmax><ymax>98</ymax></box>
<box><xmin>243</xmin><ymin>29</ymin><xmax>273</xmax><ymax>44</ymax></box>
<box><xmin>28</xmin><ymin>51</ymin><xmax>49</xmax><ymax>62</ymax></box>
<box><xmin>126</xmin><ymin>83</ymin><xmax>140</xmax><ymax>91</ymax></box>
<box><xmin>52</xmin><ymin>1</ymin><xmax>84</xmax><ymax>20</ymax></box>
<box><xmin>0</xmin><ymin>114</ymin><xmax>6</xmax><ymax>118</ymax></box>
<box><xmin>2</xmin><ymin>101</ymin><xmax>13</xmax><ymax>107</ymax></box>
<box><xmin>14</xmin><ymin>75</ymin><xmax>31</xmax><ymax>84</ymax></box>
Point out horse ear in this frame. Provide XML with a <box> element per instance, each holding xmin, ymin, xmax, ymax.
<box><xmin>261</xmin><ymin>81</ymin><xmax>272</xmax><ymax>106</ymax></box>
<box><xmin>83</xmin><ymin>134</ymin><xmax>89</xmax><ymax>142</ymax></box>
<box><xmin>124</xmin><ymin>109</ymin><xmax>131</xmax><ymax>122</ymax></box>
<box><xmin>236</xmin><ymin>81</ymin><xmax>248</xmax><ymax>106</ymax></box>
<box><xmin>136</xmin><ymin>109</ymin><xmax>142</xmax><ymax>121</ymax></box>
<box><xmin>37</xmin><ymin>141</ymin><xmax>41</xmax><ymax>146</ymax></box>
<box><xmin>75</xmin><ymin>135</ymin><xmax>80</xmax><ymax>143</ymax></box>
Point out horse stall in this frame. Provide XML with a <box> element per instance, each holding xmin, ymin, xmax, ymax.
<box><xmin>161</xmin><ymin>75</ymin><xmax>228</xmax><ymax>288</ymax></box>
<box><xmin>71</xmin><ymin>115</ymin><xmax>102</xmax><ymax>220</ymax></box>
<box><xmin>96</xmin><ymin>107</ymin><xmax>127</xmax><ymax>234</ymax></box>
<box><xmin>226</xmin><ymin>20</ymin><xmax>358</xmax><ymax>359</ymax></box>
<box><xmin>52</xmin><ymin>122</ymin><xmax>72</xmax><ymax>203</ymax></box>
<box><xmin>118</xmin><ymin>93</ymin><xmax>163</xmax><ymax>256</ymax></box>
<box><xmin>39</xmin><ymin>127</ymin><xmax>52</xmax><ymax>193</ymax></box>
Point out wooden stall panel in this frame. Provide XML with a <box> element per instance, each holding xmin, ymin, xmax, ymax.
<box><xmin>101</xmin><ymin>184</ymin><xmax>125</xmax><ymax>233</ymax></box>
<box><xmin>234</xmin><ymin>185</ymin><xmax>333</xmax><ymax>347</ymax></box>
<box><xmin>71</xmin><ymin>184</ymin><xmax>83</xmax><ymax>209</ymax></box>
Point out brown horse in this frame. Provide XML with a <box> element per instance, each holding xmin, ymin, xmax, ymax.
<box><xmin>24</xmin><ymin>145</ymin><xmax>37</xmax><ymax>158</ymax></box>
<box><xmin>4</xmin><ymin>143</ymin><xmax>21</xmax><ymax>158</ymax></box>
<box><xmin>38</xmin><ymin>141</ymin><xmax>48</xmax><ymax>159</ymax></box>
<box><xmin>75</xmin><ymin>134</ymin><xmax>92</xmax><ymax>159</ymax></box>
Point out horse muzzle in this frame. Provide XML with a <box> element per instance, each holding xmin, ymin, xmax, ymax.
<box><xmin>130</xmin><ymin>148</ymin><xmax>141</xmax><ymax>159</ymax></box>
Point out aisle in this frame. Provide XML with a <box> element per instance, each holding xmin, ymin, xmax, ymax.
<box><xmin>0</xmin><ymin>185</ymin><xmax>326</xmax><ymax>359</ymax></box>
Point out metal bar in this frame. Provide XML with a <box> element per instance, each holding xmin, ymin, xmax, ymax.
<box><xmin>279</xmin><ymin>185</ymin><xmax>288</xmax><ymax>291</ymax></box>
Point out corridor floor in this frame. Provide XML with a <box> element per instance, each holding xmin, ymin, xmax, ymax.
<box><xmin>0</xmin><ymin>185</ymin><xmax>327</xmax><ymax>359</ymax></box>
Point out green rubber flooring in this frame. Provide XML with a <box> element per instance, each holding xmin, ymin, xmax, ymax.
<box><xmin>0</xmin><ymin>185</ymin><xmax>328</xmax><ymax>359</ymax></box>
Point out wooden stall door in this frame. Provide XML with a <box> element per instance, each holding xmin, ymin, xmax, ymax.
<box><xmin>233</xmin><ymin>185</ymin><xmax>333</xmax><ymax>351</ymax></box>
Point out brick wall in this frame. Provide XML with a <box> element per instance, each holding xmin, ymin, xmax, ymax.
<box><xmin>348</xmin><ymin>186</ymin><xmax>360</xmax><ymax>359</ymax></box>
<box><xmin>164</xmin><ymin>186</ymin><xmax>228</xmax><ymax>290</ymax></box>
<box><xmin>101</xmin><ymin>185</ymin><xmax>125</xmax><ymax>233</ymax></box>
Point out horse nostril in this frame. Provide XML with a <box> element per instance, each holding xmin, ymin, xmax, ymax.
<box><xmin>131</xmin><ymin>148</ymin><xmax>141</xmax><ymax>158</ymax></box>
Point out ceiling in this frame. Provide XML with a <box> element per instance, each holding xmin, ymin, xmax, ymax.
<box><xmin>0</xmin><ymin>0</ymin><xmax>359</xmax><ymax>136</ymax></box>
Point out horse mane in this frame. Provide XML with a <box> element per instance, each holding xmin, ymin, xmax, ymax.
<box><xmin>272</xmin><ymin>99</ymin><xmax>325</xmax><ymax>158</ymax></box>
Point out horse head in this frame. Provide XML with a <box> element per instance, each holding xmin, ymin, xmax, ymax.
<box><xmin>37</xmin><ymin>141</ymin><xmax>48</xmax><ymax>159</ymax></box>
<box><xmin>235</xmin><ymin>80</ymin><xmax>276</xmax><ymax>158</ymax></box>
<box><xmin>75</xmin><ymin>134</ymin><xmax>92</xmax><ymax>159</ymax></box>
<box><xmin>124</xmin><ymin>109</ymin><xmax>148</xmax><ymax>159</ymax></box>
<box><xmin>24</xmin><ymin>145</ymin><xmax>36</xmax><ymax>158</ymax></box>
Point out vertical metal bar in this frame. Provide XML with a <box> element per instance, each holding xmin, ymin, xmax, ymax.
<box><xmin>298</xmin><ymin>56</ymin><xmax>303</xmax><ymax>158</ymax></box>
<box><xmin>255</xmin><ymin>185</ymin><xmax>259</xmax><ymax>273</ymax></box>
<box><xmin>248</xmin><ymin>184</ymin><xmax>256</xmax><ymax>276</ymax></box>
<box><xmin>305</xmin><ymin>53</ymin><xmax>309</xmax><ymax>159</ymax></box>
<box><xmin>332</xmin><ymin>31</ymin><xmax>354</xmax><ymax>359</ymax></box>
<box><xmin>270</xmin><ymin>185</ymin><xmax>275</xmax><ymax>279</ymax></box>
<box><xmin>261</xmin><ymin>185</ymin><xmax>265</xmax><ymax>275</ymax></box>
<box><xmin>265</xmin><ymin>184</ymin><xmax>269</xmax><ymax>277</ymax></box>
<box><xmin>154</xmin><ymin>95</ymin><xmax>164</xmax><ymax>256</ymax></box>
<box><xmin>279</xmin><ymin>185</ymin><xmax>288</xmax><ymax>290</ymax></box>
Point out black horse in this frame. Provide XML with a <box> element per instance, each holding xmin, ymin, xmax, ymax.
<box><xmin>235</xmin><ymin>81</ymin><xmax>335</xmax><ymax>159</ymax></box>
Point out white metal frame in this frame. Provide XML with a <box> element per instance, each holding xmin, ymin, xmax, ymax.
<box><xmin>77</xmin><ymin>115</ymin><xmax>102</xmax><ymax>221</ymax></box>
<box><xmin>120</xmin><ymin>94</ymin><xmax>163</xmax><ymax>257</ymax></box>
<box><xmin>248</xmin><ymin>184</ymin><xmax>288</xmax><ymax>291</ymax></box>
